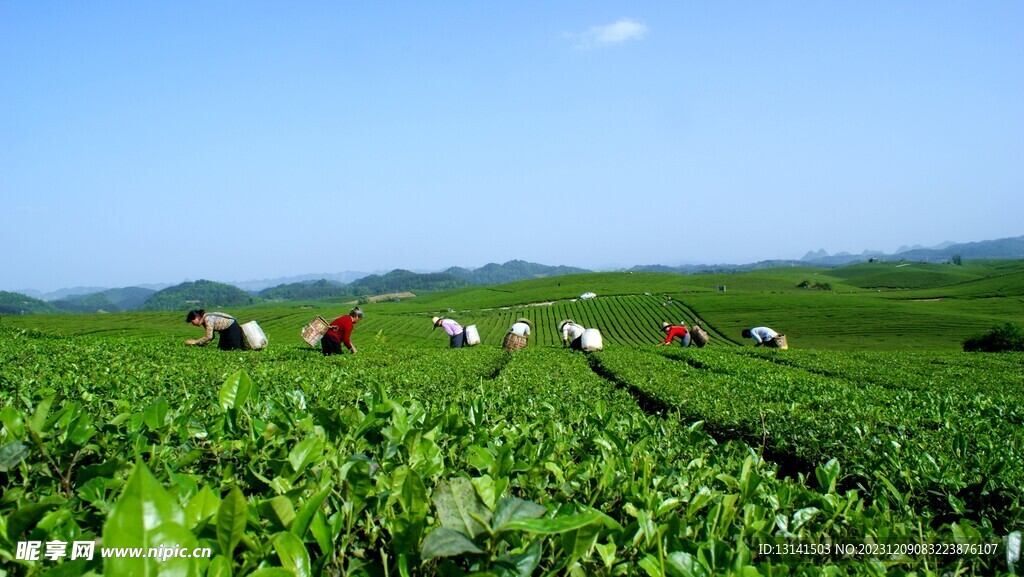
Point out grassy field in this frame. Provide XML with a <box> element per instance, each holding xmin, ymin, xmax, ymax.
<box><xmin>3</xmin><ymin>261</ymin><xmax>1024</xmax><ymax>575</ymax></box>
<box><xmin>2</xmin><ymin>329</ymin><xmax>1022</xmax><ymax>575</ymax></box>
<box><xmin>3</xmin><ymin>261</ymin><xmax>1022</xmax><ymax>350</ymax></box>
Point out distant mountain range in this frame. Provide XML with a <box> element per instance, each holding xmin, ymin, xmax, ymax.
<box><xmin>630</xmin><ymin>235</ymin><xmax>1024</xmax><ymax>273</ymax></box>
<box><xmin>799</xmin><ymin>235</ymin><xmax>1024</xmax><ymax>267</ymax></box>
<box><xmin>1</xmin><ymin>260</ymin><xmax>590</xmax><ymax>314</ymax></box>
<box><xmin>228</xmin><ymin>271</ymin><xmax>371</xmax><ymax>292</ymax></box>
<box><xmin>4</xmin><ymin>236</ymin><xmax>1021</xmax><ymax>314</ymax></box>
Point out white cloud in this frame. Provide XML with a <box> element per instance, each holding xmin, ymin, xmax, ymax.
<box><xmin>570</xmin><ymin>18</ymin><xmax>648</xmax><ymax>50</ymax></box>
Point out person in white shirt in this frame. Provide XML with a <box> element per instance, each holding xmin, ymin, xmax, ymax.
<box><xmin>558</xmin><ymin>319</ymin><xmax>586</xmax><ymax>351</ymax></box>
<box><xmin>742</xmin><ymin>326</ymin><xmax>779</xmax><ymax>347</ymax></box>
<box><xmin>509</xmin><ymin>318</ymin><xmax>531</xmax><ymax>337</ymax></box>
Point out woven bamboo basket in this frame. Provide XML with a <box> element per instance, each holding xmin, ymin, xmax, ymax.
<box><xmin>301</xmin><ymin>316</ymin><xmax>330</xmax><ymax>347</ymax></box>
<box><xmin>690</xmin><ymin>325</ymin><xmax>709</xmax><ymax>347</ymax></box>
<box><xmin>768</xmin><ymin>334</ymin><xmax>789</xmax><ymax>349</ymax></box>
<box><xmin>502</xmin><ymin>332</ymin><xmax>528</xmax><ymax>352</ymax></box>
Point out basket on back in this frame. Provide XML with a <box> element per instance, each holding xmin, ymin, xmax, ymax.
<box><xmin>241</xmin><ymin>320</ymin><xmax>268</xmax><ymax>350</ymax></box>
<box><xmin>465</xmin><ymin>325</ymin><xmax>481</xmax><ymax>346</ymax></box>
<box><xmin>690</xmin><ymin>325</ymin><xmax>709</xmax><ymax>347</ymax></box>
<box><xmin>301</xmin><ymin>316</ymin><xmax>330</xmax><ymax>347</ymax></box>
<box><xmin>766</xmin><ymin>334</ymin><xmax>789</xmax><ymax>349</ymax></box>
<box><xmin>502</xmin><ymin>332</ymin><xmax>527</xmax><ymax>352</ymax></box>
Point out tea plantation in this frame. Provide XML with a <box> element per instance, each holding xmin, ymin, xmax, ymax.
<box><xmin>2</xmin><ymin>265</ymin><xmax>1023</xmax><ymax>576</ymax></box>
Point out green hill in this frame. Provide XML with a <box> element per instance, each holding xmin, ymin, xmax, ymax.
<box><xmin>826</xmin><ymin>261</ymin><xmax>990</xmax><ymax>289</ymax></box>
<box><xmin>258</xmin><ymin>279</ymin><xmax>348</xmax><ymax>301</ymax></box>
<box><xmin>0</xmin><ymin>291</ymin><xmax>60</xmax><ymax>315</ymax></box>
<box><xmin>349</xmin><ymin>269</ymin><xmax>467</xmax><ymax>295</ymax></box>
<box><xmin>137</xmin><ymin>280</ymin><xmax>259</xmax><ymax>312</ymax></box>
<box><xmin>51</xmin><ymin>286</ymin><xmax>155</xmax><ymax>313</ymax></box>
<box><xmin>446</xmin><ymin>259</ymin><xmax>590</xmax><ymax>285</ymax></box>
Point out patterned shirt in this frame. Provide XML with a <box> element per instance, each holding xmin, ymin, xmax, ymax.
<box><xmin>194</xmin><ymin>312</ymin><xmax>236</xmax><ymax>345</ymax></box>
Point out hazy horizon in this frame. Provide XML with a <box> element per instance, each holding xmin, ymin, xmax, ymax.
<box><xmin>8</xmin><ymin>234</ymin><xmax>1013</xmax><ymax>296</ymax></box>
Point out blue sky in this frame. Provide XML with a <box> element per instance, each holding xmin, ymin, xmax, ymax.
<box><xmin>2</xmin><ymin>2</ymin><xmax>1022</xmax><ymax>292</ymax></box>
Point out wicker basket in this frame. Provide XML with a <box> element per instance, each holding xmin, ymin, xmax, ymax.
<box><xmin>767</xmin><ymin>334</ymin><xmax>789</xmax><ymax>350</ymax></box>
<box><xmin>502</xmin><ymin>332</ymin><xmax>528</xmax><ymax>352</ymax></box>
<box><xmin>301</xmin><ymin>316</ymin><xmax>330</xmax><ymax>347</ymax></box>
<box><xmin>690</xmin><ymin>325</ymin><xmax>709</xmax><ymax>347</ymax></box>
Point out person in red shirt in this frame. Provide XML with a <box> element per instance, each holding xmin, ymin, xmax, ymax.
<box><xmin>658</xmin><ymin>321</ymin><xmax>691</xmax><ymax>347</ymax></box>
<box><xmin>322</xmin><ymin>307</ymin><xmax>363</xmax><ymax>356</ymax></box>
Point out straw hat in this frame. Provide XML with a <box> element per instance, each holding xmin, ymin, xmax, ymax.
<box><xmin>516</xmin><ymin>317</ymin><xmax>532</xmax><ymax>328</ymax></box>
<box><xmin>662</xmin><ymin>321</ymin><xmax>671</xmax><ymax>330</ymax></box>
<box><xmin>431</xmin><ymin>316</ymin><xmax>442</xmax><ymax>327</ymax></box>
<box><xmin>558</xmin><ymin>319</ymin><xmax>574</xmax><ymax>331</ymax></box>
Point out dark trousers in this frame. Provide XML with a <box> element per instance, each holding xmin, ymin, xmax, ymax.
<box><xmin>321</xmin><ymin>336</ymin><xmax>343</xmax><ymax>356</ymax></box>
<box><xmin>568</xmin><ymin>336</ymin><xmax>583</xmax><ymax>351</ymax></box>
<box><xmin>449</xmin><ymin>332</ymin><xmax>465</xmax><ymax>348</ymax></box>
<box><xmin>218</xmin><ymin>322</ymin><xmax>243</xmax><ymax>351</ymax></box>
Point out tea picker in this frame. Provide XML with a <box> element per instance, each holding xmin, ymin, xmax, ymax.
<box><xmin>658</xmin><ymin>321</ymin><xmax>691</xmax><ymax>347</ymax></box>
<box><xmin>432</xmin><ymin>316</ymin><xmax>467</xmax><ymax>348</ymax></box>
<box><xmin>185</xmin><ymin>310</ymin><xmax>244</xmax><ymax>350</ymax></box>
<box><xmin>322</xmin><ymin>308</ymin><xmax>364</xmax><ymax>356</ymax></box>
<box><xmin>503</xmin><ymin>318</ymin><xmax>532</xmax><ymax>352</ymax></box>
<box><xmin>742</xmin><ymin>326</ymin><xmax>788</xmax><ymax>349</ymax></box>
<box><xmin>558</xmin><ymin>319</ymin><xmax>586</xmax><ymax>351</ymax></box>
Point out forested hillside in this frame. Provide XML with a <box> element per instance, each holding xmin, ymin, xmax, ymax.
<box><xmin>137</xmin><ymin>280</ymin><xmax>259</xmax><ymax>311</ymax></box>
<box><xmin>258</xmin><ymin>279</ymin><xmax>348</xmax><ymax>301</ymax></box>
<box><xmin>0</xmin><ymin>290</ymin><xmax>60</xmax><ymax>315</ymax></box>
<box><xmin>51</xmin><ymin>287</ymin><xmax>155</xmax><ymax>313</ymax></box>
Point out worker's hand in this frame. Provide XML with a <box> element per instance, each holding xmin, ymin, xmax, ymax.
<box><xmin>328</xmin><ymin>326</ymin><xmax>338</xmax><ymax>331</ymax></box>
<box><xmin>185</xmin><ymin>339</ymin><xmax>196</xmax><ymax>345</ymax></box>
<box><xmin>350</xmin><ymin>347</ymin><xmax>358</xmax><ymax>354</ymax></box>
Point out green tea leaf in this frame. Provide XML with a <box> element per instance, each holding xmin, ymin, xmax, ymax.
<box><xmin>260</xmin><ymin>495</ymin><xmax>296</xmax><ymax>531</ymax></box>
<box><xmin>420</xmin><ymin>526</ymin><xmax>483</xmax><ymax>560</ymax></box>
<box><xmin>219</xmin><ymin>371</ymin><xmax>254</xmax><ymax>411</ymax></box>
<box><xmin>0</xmin><ymin>405</ymin><xmax>25</xmax><ymax>438</ymax></box>
<box><xmin>815</xmin><ymin>458</ymin><xmax>841</xmax><ymax>494</ymax></box>
<box><xmin>471</xmin><ymin>474</ymin><xmax>508</xmax><ymax>510</ymax></box>
<box><xmin>144</xmin><ymin>397</ymin><xmax>170</xmax><ymax>431</ymax></box>
<box><xmin>290</xmin><ymin>485</ymin><xmax>332</xmax><ymax>540</ymax></box>
<box><xmin>638</xmin><ymin>554</ymin><xmax>662</xmax><ymax>577</ymax></box>
<box><xmin>288</xmin><ymin>436</ymin><xmax>324</xmax><ymax>477</ymax></box>
<box><xmin>400</xmin><ymin>467</ymin><xmax>428</xmax><ymax>515</ymax></box>
<box><xmin>185</xmin><ymin>486</ymin><xmax>221</xmax><ymax>529</ymax></box>
<box><xmin>0</xmin><ymin>440</ymin><xmax>28</xmax><ymax>472</ymax></box>
<box><xmin>273</xmin><ymin>531</ymin><xmax>311</xmax><ymax>577</ymax></box>
<box><xmin>495</xmin><ymin>539</ymin><xmax>542</xmax><ymax>577</ymax></box>
<box><xmin>432</xmin><ymin>477</ymin><xmax>491</xmax><ymax>538</ymax></box>
<box><xmin>501</xmin><ymin>510</ymin><xmax>603</xmax><ymax>535</ymax></box>
<box><xmin>29</xmin><ymin>396</ymin><xmax>54</xmax><ymax>435</ymax></box>
<box><xmin>103</xmin><ymin>460</ymin><xmax>198</xmax><ymax>577</ymax></box>
<box><xmin>492</xmin><ymin>497</ymin><xmax>547</xmax><ymax>533</ymax></box>
<box><xmin>205</xmin><ymin>555</ymin><xmax>231</xmax><ymax>577</ymax></box>
<box><xmin>560</xmin><ymin>521</ymin><xmax>601</xmax><ymax>565</ymax></box>
<box><xmin>217</xmin><ymin>487</ymin><xmax>248</xmax><ymax>558</ymax></box>
<box><xmin>7</xmin><ymin>501</ymin><xmax>61</xmax><ymax>542</ymax></box>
